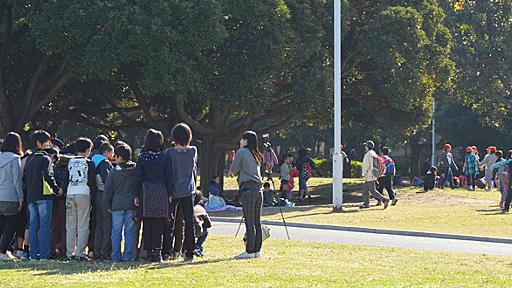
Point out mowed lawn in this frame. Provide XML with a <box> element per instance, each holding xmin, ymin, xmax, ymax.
<box><xmin>1</xmin><ymin>235</ymin><xmax>512</xmax><ymax>287</ymax></box>
<box><xmin>215</xmin><ymin>177</ymin><xmax>512</xmax><ymax>238</ymax></box>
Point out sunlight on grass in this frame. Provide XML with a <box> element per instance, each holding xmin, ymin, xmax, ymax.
<box><xmin>0</xmin><ymin>235</ymin><xmax>511</xmax><ymax>287</ymax></box>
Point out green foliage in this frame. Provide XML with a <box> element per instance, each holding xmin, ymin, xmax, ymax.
<box><xmin>312</xmin><ymin>158</ymin><xmax>332</xmax><ymax>178</ymax></box>
<box><xmin>350</xmin><ymin>160</ymin><xmax>363</xmax><ymax>178</ymax></box>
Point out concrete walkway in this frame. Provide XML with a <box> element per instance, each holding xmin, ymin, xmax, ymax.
<box><xmin>210</xmin><ymin>218</ymin><xmax>512</xmax><ymax>257</ymax></box>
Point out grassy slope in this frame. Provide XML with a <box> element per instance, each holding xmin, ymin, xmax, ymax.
<box><xmin>1</xmin><ymin>235</ymin><xmax>511</xmax><ymax>287</ymax></box>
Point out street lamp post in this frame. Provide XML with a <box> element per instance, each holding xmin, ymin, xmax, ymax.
<box><xmin>332</xmin><ymin>0</ymin><xmax>343</xmax><ymax>210</ymax></box>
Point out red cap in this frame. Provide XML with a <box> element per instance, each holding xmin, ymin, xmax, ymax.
<box><xmin>444</xmin><ymin>144</ymin><xmax>452</xmax><ymax>151</ymax></box>
<box><xmin>466</xmin><ymin>147</ymin><xmax>473</xmax><ymax>153</ymax></box>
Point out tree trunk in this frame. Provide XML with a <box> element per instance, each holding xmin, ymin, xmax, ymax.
<box><xmin>197</xmin><ymin>138</ymin><xmax>229</xmax><ymax>195</ymax></box>
<box><xmin>409</xmin><ymin>135</ymin><xmax>425</xmax><ymax>178</ymax></box>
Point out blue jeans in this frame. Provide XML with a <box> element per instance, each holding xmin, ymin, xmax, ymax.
<box><xmin>28</xmin><ymin>200</ymin><xmax>53</xmax><ymax>259</ymax></box>
<box><xmin>111</xmin><ymin>210</ymin><xmax>136</xmax><ymax>262</ymax></box>
<box><xmin>195</xmin><ymin>229</ymin><xmax>208</xmax><ymax>252</ymax></box>
<box><xmin>442</xmin><ymin>168</ymin><xmax>453</xmax><ymax>188</ymax></box>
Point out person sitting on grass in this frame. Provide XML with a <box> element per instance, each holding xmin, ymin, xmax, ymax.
<box><xmin>208</xmin><ymin>176</ymin><xmax>221</xmax><ymax>197</ymax></box>
<box><xmin>262</xmin><ymin>182</ymin><xmax>275</xmax><ymax>207</ymax></box>
<box><xmin>105</xmin><ymin>143</ymin><xmax>137</xmax><ymax>263</ymax></box>
<box><xmin>422</xmin><ymin>166</ymin><xmax>438</xmax><ymax>192</ymax></box>
<box><xmin>193</xmin><ymin>190</ymin><xmax>211</xmax><ymax>258</ymax></box>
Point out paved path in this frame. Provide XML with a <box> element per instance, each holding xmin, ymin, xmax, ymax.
<box><xmin>210</xmin><ymin>219</ymin><xmax>512</xmax><ymax>257</ymax></box>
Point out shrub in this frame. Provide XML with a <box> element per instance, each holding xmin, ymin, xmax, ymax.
<box><xmin>350</xmin><ymin>160</ymin><xmax>362</xmax><ymax>178</ymax></box>
<box><xmin>312</xmin><ymin>158</ymin><xmax>332</xmax><ymax>177</ymax></box>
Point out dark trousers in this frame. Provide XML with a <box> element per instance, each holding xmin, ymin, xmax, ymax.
<box><xmin>240</xmin><ymin>184</ymin><xmax>263</xmax><ymax>254</ymax></box>
<box><xmin>164</xmin><ymin>200</ymin><xmax>184</xmax><ymax>255</ymax></box>
<box><xmin>88</xmin><ymin>197</ymin><xmax>96</xmax><ymax>254</ymax></box>
<box><xmin>143</xmin><ymin>217</ymin><xmax>165</xmax><ymax>252</ymax></box>
<box><xmin>170</xmin><ymin>196</ymin><xmax>195</xmax><ymax>258</ymax></box>
<box><xmin>51</xmin><ymin>198</ymin><xmax>66</xmax><ymax>257</ymax></box>
<box><xmin>505</xmin><ymin>184</ymin><xmax>512</xmax><ymax>211</ymax></box>
<box><xmin>442</xmin><ymin>168</ymin><xmax>454</xmax><ymax>188</ymax></box>
<box><xmin>94</xmin><ymin>192</ymin><xmax>112</xmax><ymax>258</ymax></box>
<box><xmin>466</xmin><ymin>173</ymin><xmax>476</xmax><ymax>189</ymax></box>
<box><xmin>377</xmin><ymin>175</ymin><xmax>395</xmax><ymax>200</ymax></box>
<box><xmin>0</xmin><ymin>215</ymin><xmax>17</xmax><ymax>253</ymax></box>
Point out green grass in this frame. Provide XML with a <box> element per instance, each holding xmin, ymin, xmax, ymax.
<box><xmin>214</xmin><ymin>177</ymin><xmax>512</xmax><ymax>238</ymax></box>
<box><xmin>1</xmin><ymin>235</ymin><xmax>511</xmax><ymax>287</ymax></box>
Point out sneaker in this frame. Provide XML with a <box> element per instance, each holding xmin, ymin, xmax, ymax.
<box><xmin>0</xmin><ymin>251</ymin><xmax>16</xmax><ymax>261</ymax></box>
<box><xmin>20</xmin><ymin>251</ymin><xmax>29</xmax><ymax>261</ymax></box>
<box><xmin>359</xmin><ymin>204</ymin><xmax>370</xmax><ymax>209</ymax></box>
<box><xmin>502</xmin><ymin>208</ymin><xmax>509</xmax><ymax>213</ymax></box>
<box><xmin>234</xmin><ymin>252</ymin><xmax>256</xmax><ymax>260</ymax></box>
<box><xmin>383</xmin><ymin>199</ymin><xmax>390</xmax><ymax>209</ymax></box>
<box><xmin>254</xmin><ymin>252</ymin><xmax>261</xmax><ymax>258</ymax></box>
<box><xmin>162</xmin><ymin>254</ymin><xmax>170</xmax><ymax>261</ymax></box>
<box><xmin>171</xmin><ymin>252</ymin><xmax>182</xmax><ymax>260</ymax></box>
<box><xmin>15</xmin><ymin>250</ymin><xmax>23</xmax><ymax>259</ymax></box>
<box><xmin>193</xmin><ymin>250</ymin><xmax>204</xmax><ymax>258</ymax></box>
<box><xmin>391</xmin><ymin>199</ymin><xmax>398</xmax><ymax>206</ymax></box>
<box><xmin>184</xmin><ymin>257</ymin><xmax>194</xmax><ymax>263</ymax></box>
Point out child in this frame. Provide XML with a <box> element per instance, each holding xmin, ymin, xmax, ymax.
<box><xmin>377</xmin><ymin>147</ymin><xmax>398</xmax><ymax>206</ymax></box>
<box><xmin>92</xmin><ymin>142</ymin><xmax>114</xmax><ymax>260</ymax></box>
<box><xmin>493</xmin><ymin>150</ymin><xmax>508</xmax><ymax>209</ymax></box>
<box><xmin>105</xmin><ymin>143</ymin><xmax>137</xmax><ymax>262</ymax></box>
<box><xmin>423</xmin><ymin>166</ymin><xmax>438</xmax><ymax>192</ymax></box>
<box><xmin>66</xmin><ymin>138</ymin><xmax>97</xmax><ymax>261</ymax></box>
<box><xmin>23</xmin><ymin>130</ymin><xmax>61</xmax><ymax>260</ymax></box>
<box><xmin>464</xmin><ymin>146</ymin><xmax>480</xmax><ymax>191</ymax></box>
<box><xmin>193</xmin><ymin>190</ymin><xmax>211</xmax><ymax>258</ymax></box>
<box><xmin>279</xmin><ymin>154</ymin><xmax>294</xmax><ymax>202</ymax></box>
<box><xmin>480</xmin><ymin>146</ymin><xmax>497</xmax><ymax>191</ymax></box>
<box><xmin>262</xmin><ymin>182</ymin><xmax>275</xmax><ymax>207</ymax></box>
<box><xmin>207</xmin><ymin>176</ymin><xmax>221</xmax><ymax>197</ymax></box>
<box><xmin>165</xmin><ymin>123</ymin><xmax>198</xmax><ymax>263</ymax></box>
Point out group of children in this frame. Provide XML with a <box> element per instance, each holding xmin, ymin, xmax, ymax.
<box><xmin>424</xmin><ymin>144</ymin><xmax>512</xmax><ymax>212</ymax></box>
<box><xmin>0</xmin><ymin>125</ymin><xmax>212</xmax><ymax>262</ymax></box>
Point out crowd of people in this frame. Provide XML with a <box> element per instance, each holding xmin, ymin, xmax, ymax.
<box><xmin>0</xmin><ymin>124</ymin><xmax>221</xmax><ymax>262</ymax></box>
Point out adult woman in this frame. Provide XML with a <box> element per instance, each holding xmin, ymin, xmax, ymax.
<box><xmin>229</xmin><ymin>131</ymin><xmax>264</xmax><ymax>259</ymax></box>
<box><xmin>0</xmin><ymin>132</ymin><xmax>24</xmax><ymax>260</ymax></box>
<box><xmin>165</xmin><ymin>123</ymin><xmax>197</xmax><ymax>263</ymax></box>
<box><xmin>134</xmin><ymin>129</ymin><xmax>171</xmax><ymax>262</ymax></box>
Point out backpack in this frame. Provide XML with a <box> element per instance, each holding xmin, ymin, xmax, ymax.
<box><xmin>372</xmin><ymin>156</ymin><xmax>386</xmax><ymax>178</ymax></box>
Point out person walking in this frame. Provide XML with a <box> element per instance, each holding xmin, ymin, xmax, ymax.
<box><xmin>134</xmin><ymin>129</ymin><xmax>171</xmax><ymax>262</ymax></box>
<box><xmin>0</xmin><ymin>133</ymin><xmax>24</xmax><ymax>260</ymax></box>
<box><xmin>439</xmin><ymin>143</ymin><xmax>458</xmax><ymax>189</ymax></box>
<box><xmin>360</xmin><ymin>140</ymin><xmax>389</xmax><ymax>209</ymax></box>
<box><xmin>228</xmin><ymin>131</ymin><xmax>264</xmax><ymax>260</ymax></box>
<box><xmin>377</xmin><ymin>147</ymin><xmax>397</xmax><ymax>206</ymax></box>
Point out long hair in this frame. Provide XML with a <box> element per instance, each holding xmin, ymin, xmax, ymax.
<box><xmin>1</xmin><ymin>132</ymin><xmax>23</xmax><ymax>156</ymax></box>
<box><xmin>242</xmin><ymin>131</ymin><xmax>262</xmax><ymax>166</ymax></box>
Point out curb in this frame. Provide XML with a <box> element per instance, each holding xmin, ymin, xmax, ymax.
<box><xmin>210</xmin><ymin>217</ymin><xmax>512</xmax><ymax>244</ymax></box>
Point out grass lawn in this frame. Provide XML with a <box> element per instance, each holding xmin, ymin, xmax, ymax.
<box><xmin>214</xmin><ymin>177</ymin><xmax>512</xmax><ymax>238</ymax></box>
<box><xmin>1</xmin><ymin>235</ymin><xmax>511</xmax><ymax>287</ymax></box>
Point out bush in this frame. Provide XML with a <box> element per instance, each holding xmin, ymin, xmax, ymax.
<box><xmin>312</xmin><ymin>158</ymin><xmax>332</xmax><ymax>177</ymax></box>
<box><xmin>350</xmin><ymin>160</ymin><xmax>362</xmax><ymax>178</ymax></box>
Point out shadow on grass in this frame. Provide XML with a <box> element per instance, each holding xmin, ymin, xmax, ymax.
<box><xmin>475</xmin><ymin>205</ymin><xmax>507</xmax><ymax>216</ymax></box>
<box><xmin>0</xmin><ymin>257</ymin><xmax>236</xmax><ymax>276</ymax></box>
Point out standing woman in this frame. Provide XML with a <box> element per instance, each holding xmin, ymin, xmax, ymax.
<box><xmin>229</xmin><ymin>131</ymin><xmax>264</xmax><ymax>259</ymax></box>
<box><xmin>0</xmin><ymin>133</ymin><xmax>24</xmax><ymax>260</ymax></box>
<box><xmin>134</xmin><ymin>129</ymin><xmax>171</xmax><ymax>262</ymax></box>
<box><xmin>165</xmin><ymin>123</ymin><xmax>197</xmax><ymax>263</ymax></box>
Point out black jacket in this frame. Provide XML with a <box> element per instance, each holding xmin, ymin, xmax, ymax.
<box><xmin>105</xmin><ymin>161</ymin><xmax>137</xmax><ymax>211</ymax></box>
<box><xmin>23</xmin><ymin>150</ymin><xmax>59</xmax><ymax>203</ymax></box>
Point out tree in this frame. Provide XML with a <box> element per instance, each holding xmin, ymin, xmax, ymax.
<box><xmin>0</xmin><ymin>1</ymin><xmax>73</xmax><ymax>135</ymax></box>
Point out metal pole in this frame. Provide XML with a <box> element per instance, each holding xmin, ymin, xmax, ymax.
<box><xmin>431</xmin><ymin>99</ymin><xmax>435</xmax><ymax>166</ymax></box>
<box><xmin>332</xmin><ymin>0</ymin><xmax>343</xmax><ymax>210</ymax></box>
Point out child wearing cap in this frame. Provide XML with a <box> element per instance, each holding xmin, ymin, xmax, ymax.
<box><xmin>480</xmin><ymin>146</ymin><xmax>497</xmax><ymax>191</ymax></box>
<box><xmin>464</xmin><ymin>147</ymin><xmax>480</xmax><ymax>191</ymax></box>
<box><xmin>439</xmin><ymin>143</ymin><xmax>458</xmax><ymax>189</ymax></box>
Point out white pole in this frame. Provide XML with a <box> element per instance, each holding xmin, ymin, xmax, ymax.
<box><xmin>332</xmin><ymin>0</ymin><xmax>343</xmax><ymax>209</ymax></box>
<box><xmin>431</xmin><ymin>99</ymin><xmax>435</xmax><ymax>166</ymax></box>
